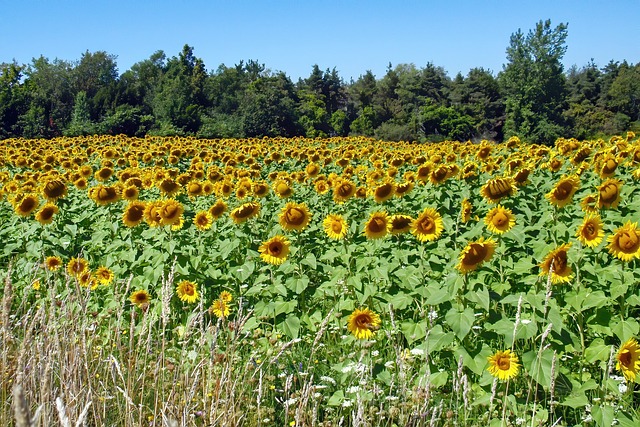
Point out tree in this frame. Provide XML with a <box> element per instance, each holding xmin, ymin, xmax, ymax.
<box><xmin>240</xmin><ymin>72</ymin><xmax>301</xmax><ymax>137</ymax></box>
<box><xmin>0</xmin><ymin>62</ymin><xmax>28</xmax><ymax>138</ymax></box>
<box><xmin>500</xmin><ymin>20</ymin><xmax>568</xmax><ymax>144</ymax></box>
<box><xmin>449</xmin><ymin>68</ymin><xmax>504</xmax><ymax>140</ymax></box>
<box><xmin>65</xmin><ymin>91</ymin><xmax>96</xmax><ymax>136</ymax></box>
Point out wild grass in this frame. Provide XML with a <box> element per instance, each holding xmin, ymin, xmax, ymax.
<box><xmin>2</xmin><ymin>259</ymin><xmax>632</xmax><ymax>427</ymax></box>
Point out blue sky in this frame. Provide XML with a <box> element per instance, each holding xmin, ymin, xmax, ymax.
<box><xmin>1</xmin><ymin>1</ymin><xmax>639</xmax><ymax>81</ymax></box>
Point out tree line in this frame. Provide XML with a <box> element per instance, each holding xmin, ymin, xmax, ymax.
<box><xmin>1</xmin><ymin>20</ymin><xmax>639</xmax><ymax>144</ymax></box>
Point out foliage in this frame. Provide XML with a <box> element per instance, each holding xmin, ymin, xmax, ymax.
<box><xmin>2</xmin><ymin>134</ymin><xmax>640</xmax><ymax>425</ymax></box>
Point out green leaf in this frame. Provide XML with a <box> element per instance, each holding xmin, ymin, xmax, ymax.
<box><xmin>424</xmin><ymin>325</ymin><xmax>455</xmax><ymax>353</ymax></box>
<box><xmin>429</xmin><ymin>371</ymin><xmax>448</xmax><ymax>388</ymax></box>
<box><xmin>425</xmin><ymin>284</ymin><xmax>451</xmax><ymax>305</ymax></box>
<box><xmin>278</xmin><ymin>315</ymin><xmax>300</xmax><ymax>339</ymax></box>
<box><xmin>561</xmin><ymin>393</ymin><xmax>589</xmax><ymax>409</ymax></box>
<box><xmin>285</xmin><ymin>275</ymin><xmax>309</xmax><ymax>294</ymax></box>
<box><xmin>465</xmin><ymin>285</ymin><xmax>489</xmax><ymax>312</ymax></box>
<box><xmin>610</xmin><ymin>281</ymin><xmax>628</xmax><ymax>300</ymax></box>
<box><xmin>301</xmin><ymin>252</ymin><xmax>317</xmax><ymax>269</ymax></box>
<box><xmin>611</xmin><ymin>318</ymin><xmax>640</xmax><ymax>342</ymax></box>
<box><xmin>386</xmin><ymin>292</ymin><xmax>413</xmax><ymax>310</ymax></box>
<box><xmin>401</xmin><ymin>320</ymin><xmax>427</xmax><ymax>344</ymax></box>
<box><xmin>327</xmin><ymin>390</ymin><xmax>344</xmax><ymax>406</ymax></box>
<box><xmin>522</xmin><ymin>348</ymin><xmax>557</xmax><ymax>389</ymax></box>
<box><xmin>274</xmin><ymin>300</ymin><xmax>297</xmax><ymax>316</ymax></box>
<box><xmin>233</xmin><ymin>260</ymin><xmax>255</xmax><ymax>282</ymax></box>
<box><xmin>584</xmin><ymin>338</ymin><xmax>612</xmax><ymax>364</ymax></box>
<box><xmin>445</xmin><ymin>307</ymin><xmax>475</xmax><ymax>340</ymax></box>
<box><xmin>591</xmin><ymin>405</ymin><xmax>615</xmax><ymax>427</ymax></box>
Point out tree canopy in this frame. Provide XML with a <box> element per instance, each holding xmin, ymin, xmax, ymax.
<box><xmin>2</xmin><ymin>22</ymin><xmax>638</xmax><ymax>144</ymax></box>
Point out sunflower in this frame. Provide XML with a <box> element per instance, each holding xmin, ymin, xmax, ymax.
<box><xmin>230</xmin><ymin>201</ymin><xmax>260</xmax><ymax>224</ymax></box>
<box><xmin>159</xmin><ymin>199</ymin><xmax>184</xmax><ymax>226</ymax></box>
<box><xmin>395</xmin><ymin>181</ymin><xmax>414</xmax><ymax>197</ymax></box>
<box><xmin>305</xmin><ymin>162</ymin><xmax>321</xmax><ymax>178</ymax></box>
<box><xmin>480</xmin><ymin>177</ymin><xmax>516</xmax><ymax>204</ymax></box>
<box><xmin>616</xmin><ymin>338</ymin><xmax>640</xmax><ymax>382</ymax></box>
<box><xmin>429</xmin><ymin>166</ymin><xmax>449</xmax><ymax>185</ymax></box>
<box><xmin>546</xmin><ymin>175</ymin><xmax>580</xmax><ymax>208</ymax></box>
<box><xmin>539</xmin><ymin>243</ymin><xmax>573</xmax><ymax>283</ymax></box>
<box><xmin>95</xmin><ymin>266</ymin><xmax>114</xmax><ymax>285</ymax></box>
<box><xmin>576</xmin><ymin>214</ymin><xmax>604</xmax><ymax>248</ymax></box>
<box><xmin>484</xmin><ymin>205</ymin><xmax>515</xmax><ymax>234</ymax></box>
<box><xmin>363</xmin><ymin>211</ymin><xmax>390</xmax><ymax>239</ymax></box>
<box><xmin>273</xmin><ymin>179</ymin><xmax>293</xmax><ymax>198</ymax></box>
<box><xmin>122</xmin><ymin>201</ymin><xmax>146</xmax><ymax>227</ymax></box>
<box><xmin>597</xmin><ymin>178</ymin><xmax>622</xmax><ymax>209</ymax></box>
<box><xmin>35</xmin><ymin>203</ymin><xmax>59</xmax><ymax>225</ymax></box>
<box><xmin>347</xmin><ymin>308</ymin><xmax>381</xmax><ymax>340</ymax></box>
<box><xmin>143</xmin><ymin>201</ymin><xmax>164</xmax><ymax>227</ymax></box>
<box><xmin>95</xmin><ymin>167</ymin><xmax>114</xmax><ymax>182</ymax></box>
<box><xmin>194</xmin><ymin>211</ymin><xmax>213</xmax><ymax>231</ymax></box>
<box><xmin>177</xmin><ymin>280</ymin><xmax>199</xmax><ymax>303</ymax></box>
<box><xmin>314</xmin><ymin>179</ymin><xmax>330</xmax><ymax>194</ymax></box>
<box><xmin>253</xmin><ymin>181</ymin><xmax>270</xmax><ymax>198</ymax></box>
<box><xmin>92</xmin><ymin>185</ymin><xmax>120</xmax><ymax>206</ymax></box>
<box><xmin>372</xmin><ymin>180</ymin><xmax>396</xmax><ymax>203</ymax></box>
<box><xmin>210</xmin><ymin>299</ymin><xmax>230</xmax><ymax>318</ymax></box>
<box><xmin>219</xmin><ymin>290</ymin><xmax>233</xmax><ymax>303</ymax></box>
<box><xmin>157</xmin><ymin>178</ymin><xmax>181</xmax><ymax>197</ymax></box>
<box><xmin>388</xmin><ymin>214</ymin><xmax>413</xmax><ymax>235</ymax></box>
<box><xmin>45</xmin><ymin>255</ymin><xmax>63</xmax><ymax>271</ymax></box>
<box><xmin>607</xmin><ymin>221</ymin><xmax>640</xmax><ymax>262</ymax></box>
<box><xmin>259</xmin><ymin>235</ymin><xmax>290</xmax><ymax>265</ymax></box>
<box><xmin>78</xmin><ymin>270</ymin><xmax>97</xmax><ymax>289</ymax></box>
<box><xmin>279</xmin><ymin>202</ymin><xmax>312</xmax><ymax>232</ymax></box>
<box><xmin>42</xmin><ymin>179</ymin><xmax>67</xmax><ymax>201</ymax></box>
<box><xmin>323</xmin><ymin>214</ymin><xmax>348</xmax><ymax>239</ymax></box>
<box><xmin>73</xmin><ymin>177</ymin><xmax>88</xmax><ymax>190</ymax></box>
<box><xmin>187</xmin><ymin>181</ymin><xmax>204</xmax><ymax>198</ymax></box>
<box><xmin>333</xmin><ymin>179</ymin><xmax>356</xmax><ymax>203</ymax></box>
<box><xmin>122</xmin><ymin>185</ymin><xmax>139</xmax><ymax>201</ymax></box>
<box><xmin>581</xmin><ymin>194</ymin><xmax>599</xmax><ymax>213</ymax></box>
<box><xmin>14</xmin><ymin>193</ymin><xmax>40</xmax><ymax>216</ymax></box>
<box><xmin>599</xmin><ymin>155</ymin><xmax>618</xmax><ymax>178</ymax></box>
<box><xmin>129</xmin><ymin>289</ymin><xmax>151</xmax><ymax>309</ymax></box>
<box><xmin>209</xmin><ymin>199</ymin><xmax>227</xmax><ymax>220</ymax></box>
<box><xmin>512</xmin><ymin>168</ymin><xmax>531</xmax><ymax>186</ymax></box>
<box><xmin>412</xmin><ymin>208</ymin><xmax>443</xmax><ymax>242</ymax></box>
<box><xmin>456</xmin><ymin>237</ymin><xmax>497</xmax><ymax>273</ymax></box>
<box><xmin>460</xmin><ymin>199</ymin><xmax>472</xmax><ymax>223</ymax></box>
<box><xmin>487</xmin><ymin>350</ymin><xmax>519</xmax><ymax>381</ymax></box>
<box><xmin>171</xmin><ymin>215</ymin><xmax>185</xmax><ymax>231</ymax></box>
<box><xmin>67</xmin><ymin>257</ymin><xmax>89</xmax><ymax>278</ymax></box>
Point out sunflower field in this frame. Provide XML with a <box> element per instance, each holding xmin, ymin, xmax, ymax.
<box><xmin>2</xmin><ymin>133</ymin><xmax>640</xmax><ymax>426</ymax></box>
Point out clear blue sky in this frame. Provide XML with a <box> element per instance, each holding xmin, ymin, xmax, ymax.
<box><xmin>1</xmin><ymin>0</ymin><xmax>638</xmax><ymax>81</ymax></box>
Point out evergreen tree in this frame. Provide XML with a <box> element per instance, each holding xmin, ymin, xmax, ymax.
<box><xmin>500</xmin><ymin>20</ymin><xmax>568</xmax><ymax>145</ymax></box>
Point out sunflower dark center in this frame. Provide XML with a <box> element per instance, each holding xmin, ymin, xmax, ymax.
<box><xmin>269</xmin><ymin>242</ymin><xmax>282</xmax><ymax>255</ymax></box>
<box><xmin>619</xmin><ymin>351</ymin><xmax>632</xmax><ymax>367</ymax></box>
<box><xmin>355</xmin><ymin>314</ymin><xmax>372</xmax><ymax>328</ymax></box>
<box><xmin>375</xmin><ymin>184</ymin><xmax>393</xmax><ymax>198</ymax></box>
<box><xmin>285</xmin><ymin>208</ymin><xmax>305</xmax><ymax>225</ymax></box>
<box><xmin>498</xmin><ymin>356</ymin><xmax>511</xmax><ymax>370</ymax></box>
<box><xmin>331</xmin><ymin>221</ymin><xmax>343</xmax><ymax>233</ymax></box>
<box><xmin>600</xmin><ymin>183</ymin><xmax>619</xmax><ymax>203</ymax></box>
<box><xmin>464</xmin><ymin>244</ymin><xmax>487</xmax><ymax>265</ymax></box>
<box><xmin>418</xmin><ymin>217</ymin><xmax>434</xmax><ymax>233</ymax></box>
<box><xmin>555</xmin><ymin>182</ymin><xmax>573</xmax><ymax>199</ymax></box>
<box><xmin>618</xmin><ymin>232</ymin><xmax>639</xmax><ymax>252</ymax></box>
<box><xmin>368</xmin><ymin>217</ymin><xmax>386</xmax><ymax>233</ymax></box>
<box><xmin>492</xmin><ymin>211</ymin><xmax>508</xmax><ymax>227</ymax></box>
